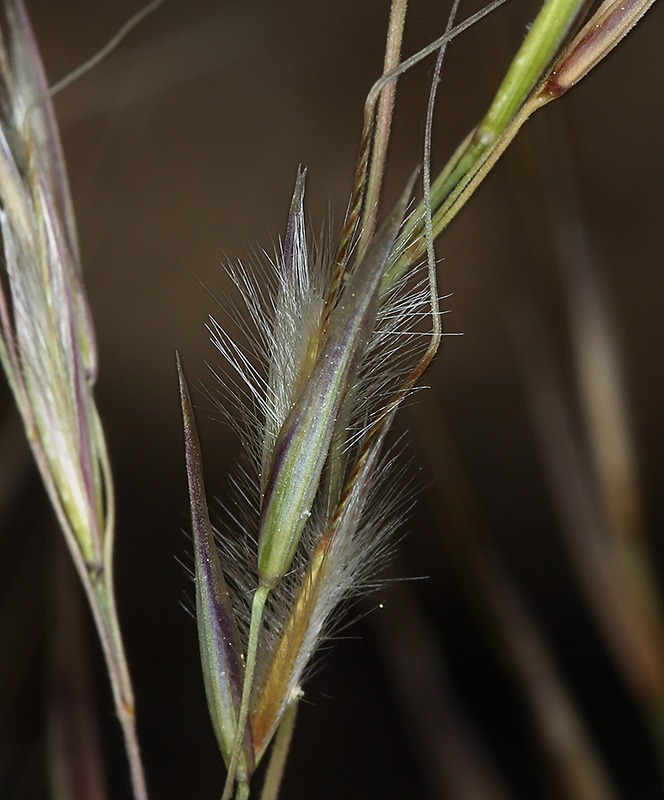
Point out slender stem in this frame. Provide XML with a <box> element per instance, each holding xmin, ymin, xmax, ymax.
<box><xmin>120</xmin><ymin>715</ymin><xmax>148</xmax><ymax>800</ymax></box>
<box><xmin>357</xmin><ymin>0</ymin><xmax>408</xmax><ymax>258</ymax></box>
<box><xmin>92</xmin><ymin>581</ymin><xmax>148</xmax><ymax>800</ymax></box>
<box><xmin>421</xmin><ymin>0</ymin><xmax>461</xmax><ymax>369</ymax></box>
<box><xmin>48</xmin><ymin>546</ymin><xmax>109</xmax><ymax>800</ymax></box>
<box><xmin>8</xmin><ymin>404</ymin><xmax>148</xmax><ymax>798</ymax></box>
<box><xmin>427</xmin><ymin>0</ymin><xmax>656</xmax><ymax>247</ymax></box>
<box><xmin>259</xmin><ymin>698</ymin><xmax>300</xmax><ymax>800</ymax></box>
<box><xmin>481</xmin><ymin>0</ymin><xmax>585</xmax><ymax>138</ymax></box>
<box><xmin>33</xmin><ymin>0</ymin><xmax>167</xmax><ymax>106</ymax></box>
<box><xmin>324</xmin><ymin>0</ymin><xmax>508</xmax><ymax>332</ymax></box>
<box><xmin>384</xmin><ymin>0</ymin><xmax>587</xmax><ymax>289</ymax></box>
<box><xmin>88</xmin><ymin>413</ymin><xmax>148</xmax><ymax>800</ymax></box>
<box><xmin>429</xmin><ymin>0</ymin><xmax>584</xmax><ymax>209</ymax></box>
<box><xmin>222</xmin><ymin>586</ymin><xmax>270</xmax><ymax>800</ymax></box>
<box><xmin>384</xmin><ymin>91</ymin><xmax>546</xmax><ymax>290</ymax></box>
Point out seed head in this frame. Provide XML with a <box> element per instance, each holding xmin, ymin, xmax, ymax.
<box><xmin>0</xmin><ymin>0</ymin><xmax>109</xmax><ymax>570</ymax></box>
<box><xmin>184</xmin><ymin>164</ymin><xmax>429</xmax><ymax>772</ymax></box>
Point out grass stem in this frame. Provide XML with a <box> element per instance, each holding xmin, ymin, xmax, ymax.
<box><xmin>384</xmin><ymin>0</ymin><xmax>587</xmax><ymax>289</ymax></box>
<box><xmin>259</xmin><ymin>698</ymin><xmax>299</xmax><ymax>800</ymax></box>
<box><xmin>357</xmin><ymin>0</ymin><xmax>408</xmax><ymax>258</ymax></box>
<box><xmin>235</xmin><ymin>782</ymin><xmax>250</xmax><ymax>800</ymax></box>
<box><xmin>222</xmin><ymin>585</ymin><xmax>270</xmax><ymax>800</ymax></box>
<box><xmin>91</xmin><ymin>582</ymin><xmax>148</xmax><ymax>800</ymax></box>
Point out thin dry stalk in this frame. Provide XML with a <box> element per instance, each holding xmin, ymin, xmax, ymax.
<box><xmin>507</xmin><ymin>301</ymin><xmax>664</xmax><ymax>760</ymax></box>
<box><xmin>357</xmin><ymin>0</ymin><xmax>408</xmax><ymax>258</ymax></box>
<box><xmin>541</xmin><ymin>111</ymin><xmax>664</xmax><ymax>734</ymax></box>
<box><xmin>412</xmin><ymin>395</ymin><xmax>619</xmax><ymax>800</ymax></box>
<box><xmin>258</xmin><ymin>698</ymin><xmax>299</xmax><ymax>800</ymax></box>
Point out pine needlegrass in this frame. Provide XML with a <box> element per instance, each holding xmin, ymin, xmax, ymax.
<box><xmin>179</xmin><ymin>168</ymin><xmax>426</xmax><ymax>800</ymax></box>
<box><xmin>177</xmin><ymin>0</ymin><xmax>659</xmax><ymax>797</ymax></box>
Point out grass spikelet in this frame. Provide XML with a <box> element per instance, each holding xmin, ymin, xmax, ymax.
<box><xmin>250</xmin><ymin>421</ymin><xmax>405</xmax><ymax>761</ymax></box>
<box><xmin>259</xmin><ymin>167</ymin><xmax>325</xmax><ymax>494</ymax></box>
<box><xmin>0</xmin><ymin>0</ymin><xmax>103</xmax><ymax>567</ymax></box>
<box><xmin>0</xmin><ymin>2</ymin><xmax>161</xmax><ymax>797</ymax></box>
<box><xmin>256</xmin><ymin>172</ymin><xmax>416</xmax><ymax>589</ymax></box>
<box><xmin>188</xmin><ymin>160</ymin><xmax>430</xmax><ymax>799</ymax></box>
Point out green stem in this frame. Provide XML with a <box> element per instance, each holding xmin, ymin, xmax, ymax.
<box><xmin>89</xmin><ymin>415</ymin><xmax>148</xmax><ymax>800</ymax></box>
<box><xmin>383</xmin><ymin>0</ymin><xmax>587</xmax><ymax>291</ymax></box>
<box><xmin>26</xmin><ymin>454</ymin><xmax>146</xmax><ymax>799</ymax></box>
<box><xmin>21</xmin><ymin>421</ymin><xmax>147</xmax><ymax>799</ymax></box>
<box><xmin>222</xmin><ymin>586</ymin><xmax>270</xmax><ymax>800</ymax></box>
<box><xmin>91</xmin><ymin>580</ymin><xmax>148</xmax><ymax>800</ymax></box>
<box><xmin>477</xmin><ymin>0</ymin><xmax>585</xmax><ymax>140</ymax></box>
<box><xmin>259</xmin><ymin>698</ymin><xmax>300</xmax><ymax>800</ymax></box>
<box><xmin>234</xmin><ymin>781</ymin><xmax>250</xmax><ymax>800</ymax></box>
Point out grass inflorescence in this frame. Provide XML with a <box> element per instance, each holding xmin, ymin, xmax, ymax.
<box><xmin>0</xmin><ymin>0</ymin><xmax>659</xmax><ymax>798</ymax></box>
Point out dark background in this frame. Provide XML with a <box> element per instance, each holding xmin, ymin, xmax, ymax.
<box><xmin>1</xmin><ymin>0</ymin><xmax>663</xmax><ymax>798</ymax></box>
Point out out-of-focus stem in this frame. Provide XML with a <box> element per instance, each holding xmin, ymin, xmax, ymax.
<box><xmin>412</xmin><ymin>395</ymin><xmax>619</xmax><ymax>800</ymax></box>
<box><xmin>259</xmin><ymin>699</ymin><xmax>299</xmax><ymax>800</ymax></box>
<box><xmin>508</xmin><ymin>300</ymin><xmax>664</xmax><ymax>776</ymax></box>
<box><xmin>488</xmin><ymin>557</ymin><xmax>619</xmax><ymax>800</ymax></box>
<box><xmin>529</xmin><ymin>111</ymin><xmax>664</xmax><ymax>774</ymax></box>
<box><xmin>370</xmin><ymin>571</ymin><xmax>513</xmax><ymax>800</ymax></box>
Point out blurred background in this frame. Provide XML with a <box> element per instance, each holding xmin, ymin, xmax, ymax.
<box><xmin>1</xmin><ymin>0</ymin><xmax>663</xmax><ymax>797</ymax></box>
